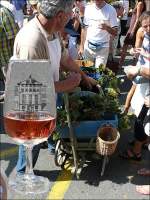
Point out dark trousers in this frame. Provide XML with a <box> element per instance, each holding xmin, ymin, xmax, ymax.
<box><xmin>117</xmin><ymin>20</ymin><xmax>128</xmax><ymax>48</ymax></box>
<box><xmin>134</xmin><ymin>104</ymin><xmax>149</xmax><ymax>142</ymax></box>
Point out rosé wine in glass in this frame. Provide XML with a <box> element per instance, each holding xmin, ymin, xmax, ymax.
<box><xmin>4</xmin><ymin>111</ymin><xmax>56</xmax><ymax>145</ymax></box>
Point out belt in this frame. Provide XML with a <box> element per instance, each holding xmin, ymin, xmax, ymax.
<box><xmin>88</xmin><ymin>41</ymin><xmax>107</xmax><ymax>47</ymax></box>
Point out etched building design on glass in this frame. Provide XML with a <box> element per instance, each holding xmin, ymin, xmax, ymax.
<box><xmin>14</xmin><ymin>75</ymin><xmax>47</xmax><ymax>112</ymax></box>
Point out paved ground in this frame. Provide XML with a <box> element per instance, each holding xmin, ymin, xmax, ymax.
<box><xmin>0</xmin><ymin>53</ymin><xmax>149</xmax><ymax>199</ymax></box>
<box><xmin>0</xmin><ymin>127</ymin><xmax>149</xmax><ymax>200</ymax></box>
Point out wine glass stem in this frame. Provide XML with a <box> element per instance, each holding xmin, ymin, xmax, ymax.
<box><xmin>25</xmin><ymin>146</ymin><xmax>34</xmax><ymax>175</ymax></box>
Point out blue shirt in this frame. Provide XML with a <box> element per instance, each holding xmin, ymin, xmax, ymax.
<box><xmin>10</xmin><ymin>0</ymin><xmax>26</xmax><ymax>10</ymax></box>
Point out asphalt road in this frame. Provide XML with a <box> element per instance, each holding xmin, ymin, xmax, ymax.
<box><xmin>0</xmin><ymin>54</ymin><xmax>149</xmax><ymax>200</ymax></box>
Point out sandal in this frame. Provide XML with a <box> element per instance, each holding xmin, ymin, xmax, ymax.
<box><xmin>136</xmin><ymin>185</ymin><xmax>150</xmax><ymax>195</ymax></box>
<box><xmin>137</xmin><ymin>168</ymin><xmax>150</xmax><ymax>176</ymax></box>
<box><xmin>119</xmin><ymin>149</ymin><xmax>142</xmax><ymax>161</ymax></box>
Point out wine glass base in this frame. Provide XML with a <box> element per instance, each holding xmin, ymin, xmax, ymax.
<box><xmin>8</xmin><ymin>174</ymin><xmax>50</xmax><ymax>199</ymax></box>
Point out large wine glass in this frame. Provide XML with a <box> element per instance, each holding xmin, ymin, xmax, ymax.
<box><xmin>4</xmin><ymin>60</ymin><xmax>56</xmax><ymax>198</ymax></box>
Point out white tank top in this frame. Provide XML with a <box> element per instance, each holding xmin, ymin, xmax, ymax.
<box><xmin>47</xmin><ymin>37</ymin><xmax>61</xmax><ymax>82</ymax></box>
<box><xmin>131</xmin><ymin>33</ymin><xmax>150</xmax><ymax>117</ymax></box>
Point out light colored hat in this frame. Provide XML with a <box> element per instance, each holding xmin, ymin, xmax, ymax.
<box><xmin>28</xmin><ymin>0</ymin><xmax>38</xmax><ymax>5</ymax></box>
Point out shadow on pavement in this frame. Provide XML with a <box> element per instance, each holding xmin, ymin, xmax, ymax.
<box><xmin>34</xmin><ymin>169</ymin><xmax>62</xmax><ymax>182</ymax></box>
<box><xmin>68</xmin><ymin>129</ymin><xmax>149</xmax><ymax>187</ymax></box>
<box><xmin>0</xmin><ymin>142</ymin><xmax>18</xmax><ymax>177</ymax></box>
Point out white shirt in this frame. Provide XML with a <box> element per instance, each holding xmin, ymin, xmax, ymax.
<box><xmin>83</xmin><ymin>3</ymin><xmax>118</xmax><ymax>46</ymax></box>
<box><xmin>131</xmin><ymin>33</ymin><xmax>150</xmax><ymax>116</ymax></box>
<box><xmin>47</xmin><ymin>38</ymin><xmax>61</xmax><ymax>82</ymax></box>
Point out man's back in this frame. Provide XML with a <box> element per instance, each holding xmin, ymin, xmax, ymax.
<box><xmin>13</xmin><ymin>17</ymin><xmax>49</xmax><ymax>60</ymax></box>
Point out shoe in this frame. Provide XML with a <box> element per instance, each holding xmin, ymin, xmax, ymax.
<box><xmin>40</xmin><ymin>141</ymin><xmax>48</xmax><ymax>149</ymax></box>
<box><xmin>49</xmin><ymin>148</ymin><xmax>55</xmax><ymax>155</ymax></box>
<box><xmin>0</xmin><ymin>93</ymin><xmax>5</xmax><ymax>102</ymax></box>
<box><xmin>119</xmin><ymin>149</ymin><xmax>142</xmax><ymax>161</ymax></box>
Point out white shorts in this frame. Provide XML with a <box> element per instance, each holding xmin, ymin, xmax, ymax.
<box><xmin>84</xmin><ymin>41</ymin><xmax>109</xmax><ymax>68</ymax></box>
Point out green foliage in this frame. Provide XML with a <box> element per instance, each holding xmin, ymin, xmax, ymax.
<box><xmin>118</xmin><ymin>113</ymin><xmax>134</xmax><ymax>131</ymax></box>
<box><xmin>69</xmin><ymin>94</ymin><xmax>105</xmax><ymax>121</ymax></box>
<box><xmin>55</xmin><ymin>65</ymin><xmax>132</xmax><ymax>133</ymax></box>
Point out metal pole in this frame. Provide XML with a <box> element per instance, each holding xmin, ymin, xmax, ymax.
<box><xmin>101</xmin><ymin>155</ymin><xmax>109</xmax><ymax>176</ymax></box>
<box><xmin>64</xmin><ymin>93</ymin><xmax>79</xmax><ymax>179</ymax></box>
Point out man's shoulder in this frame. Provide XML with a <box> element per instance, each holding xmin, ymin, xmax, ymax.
<box><xmin>19</xmin><ymin>19</ymin><xmax>43</xmax><ymax>38</ymax></box>
<box><xmin>104</xmin><ymin>3</ymin><xmax>116</xmax><ymax>12</ymax></box>
<box><xmin>16</xmin><ymin>19</ymin><xmax>45</xmax><ymax>46</ymax></box>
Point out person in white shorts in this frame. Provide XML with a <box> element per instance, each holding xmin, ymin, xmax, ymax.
<box><xmin>79</xmin><ymin>0</ymin><xmax>118</xmax><ymax>68</ymax></box>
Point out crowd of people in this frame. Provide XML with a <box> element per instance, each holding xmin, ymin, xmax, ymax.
<box><xmin>0</xmin><ymin>0</ymin><xmax>150</xmax><ymax>197</ymax></box>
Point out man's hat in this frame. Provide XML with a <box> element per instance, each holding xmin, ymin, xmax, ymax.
<box><xmin>64</xmin><ymin>20</ymin><xmax>80</xmax><ymax>36</ymax></box>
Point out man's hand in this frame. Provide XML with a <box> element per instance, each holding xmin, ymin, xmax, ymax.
<box><xmin>81</xmin><ymin>73</ymin><xmax>97</xmax><ymax>89</ymax></box>
<box><xmin>66</xmin><ymin>72</ymin><xmax>81</xmax><ymax>88</ymax></box>
<box><xmin>99</xmin><ymin>23</ymin><xmax>117</xmax><ymax>36</ymax></box>
<box><xmin>99</xmin><ymin>23</ymin><xmax>108</xmax><ymax>31</ymax></box>
<box><xmin>55</xmin><ymin>72</ymin><xmax>81</xmax><ymax>93</ymax></box>
<box><xmin>78</xmin><ymin>45</ymin><xmax>84</xmax><ymax>58</ymax></box>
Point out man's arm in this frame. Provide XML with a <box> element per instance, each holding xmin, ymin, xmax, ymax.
<box><xmin>104</xmin><ymin>6</ymin><xmax>118</xmax><ymax>36</ymax></box>
<box><xmin>60</xmin><ymin>54</ymin><xmax>97</xmax><ymax>87</ymax></box>
<box><xmin>54</xmin><ymin>72</ymin><xmax>81</xmax><ymax>93</ymax></box>
<box><xmin>100</xmin><ymin>24</ymin><xmax>118</xmax><ymax>36</ymax></box>
<box><xmin>78</xmin><ymin>26</ymin><xmax>87</xmax><ymax>56</ymax></box>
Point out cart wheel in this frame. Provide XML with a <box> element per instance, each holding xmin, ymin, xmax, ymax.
<box><xmin>54</xmin><ymin>139</ymin><xmax>68</xmax><ymax>167</ymax></box>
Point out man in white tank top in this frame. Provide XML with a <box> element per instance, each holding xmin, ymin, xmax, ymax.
<box><xmin>14</xmin><ymin>0</ymin><xmax>97</xmax><ymax>174</ymax></box>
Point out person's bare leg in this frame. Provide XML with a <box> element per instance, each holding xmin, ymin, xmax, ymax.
<box><xmin>126</xmin><ymin>140</ymin><xmax>143</xmax><ymax>157</ymax></box>
<box><xmin>119</xmin><ymin>44</ymin><xmax>128</xmax><ymax>68</ymax></box>
<box><xmin>132</xmin><ymin>140</ymin><xmax>144</xmax><ymax>154</ymax></box>
<box><xmin>136</xmin><ymin>185</ymin><xmax>150</xmax><ymax>195</ymax></box>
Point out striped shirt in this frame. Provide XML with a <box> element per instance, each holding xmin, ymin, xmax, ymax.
<box><xmin>137</xmin><ymin>33</ymin><xmax>150</xmax><ymax>67</ymax></box>
<box><xmin>0</xmin><ymin>4</ymin><xmax>19</xmax><ymax>68</ymax></box>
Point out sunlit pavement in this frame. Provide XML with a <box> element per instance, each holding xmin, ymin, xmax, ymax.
<box><xmin>0</xmin><ymin>53</ymin><xmax>149</xmax><ymax>199</ymax></box>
